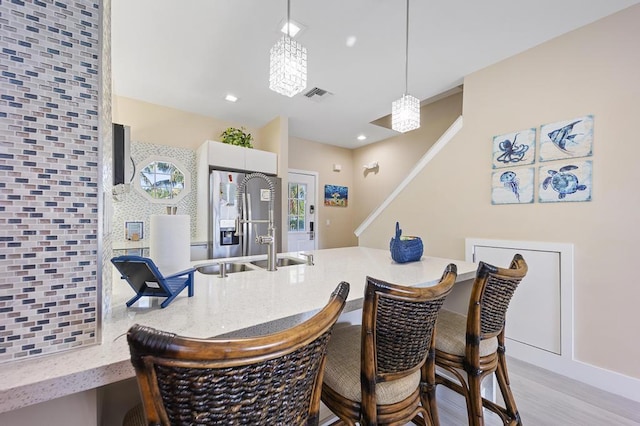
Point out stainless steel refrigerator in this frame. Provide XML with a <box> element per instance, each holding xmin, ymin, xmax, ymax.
<box><xmin>209</xmin><ymin>170</ymin><xmax>282</xmax><ymax>259</ymax></box>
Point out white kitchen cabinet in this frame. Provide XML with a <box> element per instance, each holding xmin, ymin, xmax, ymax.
<box><xmin>245</xmin><ymin>148</ymin><xmax>277</xmax><ymax>174</ymax></box>
<box><xmin>205</xmin><ymin>140</ymin><xmax>277</xmax><ymax>175</ymax></box>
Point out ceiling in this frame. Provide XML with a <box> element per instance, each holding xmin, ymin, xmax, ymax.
<box><xmin>111</xmin><ymin>0</ymin><xmax>638</xmax><ymax>148</ymax></box>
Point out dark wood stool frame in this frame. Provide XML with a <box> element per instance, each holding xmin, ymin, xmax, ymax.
<box><xmin>425</xmin><ymin>254</ymin><xmax>528</xmax><ymax>426</ymax></box>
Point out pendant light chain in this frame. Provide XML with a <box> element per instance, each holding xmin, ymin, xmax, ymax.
<box><xmin>391</xmin><ymin>0</ymin><xmax>420</xmax><ymax>133</ymax></box>
<box><xmin>404</xmin><ymin>0</ymin><xmax>409</xmax><ymax>95</ymax></box>
<box><xmin>287</xmin><ymin>0</ymin><xmax>291</xmax><ymax>37</ymax></box>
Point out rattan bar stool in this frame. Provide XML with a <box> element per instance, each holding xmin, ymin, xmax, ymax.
<box><xmin>321</xmin><ymin>265</ymin><xmax>457</xmax><ymax>426</ymax></box>
<box><xmin>122</xmin><ymin>281</ymin><xmax>349</xmax><ymax>426</ymax></box>
<box><xmin>424</xmin><ymin>254</ymin><xmax>528</xmax><ymax>426</ymax></box>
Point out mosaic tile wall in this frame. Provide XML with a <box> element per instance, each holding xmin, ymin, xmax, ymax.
<box><xmin>0</xmin><ymin>0</ymin><xmax>102</xmax><ymax>362</ymax></box>
<box><xmin>112</xmin><ymin>141</ymin><xmax>198</xmax><ymax>245</ymax></box>
<box><xmin>100</xmin><ymin>0</ymin><xmax>112</xmax><ymax>316</ymax></box>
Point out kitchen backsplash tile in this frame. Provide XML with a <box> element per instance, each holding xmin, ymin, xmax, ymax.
<box><xmin>112</xmin><ymin>141</ymin><xmax>198</xmax><ymax>245</ymax></box>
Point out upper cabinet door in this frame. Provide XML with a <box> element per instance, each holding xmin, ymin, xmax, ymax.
<box><xmin>245</xmin><ymin>148</ymin><xmax>277</xmax><ymax>175</ymax></box>
<box><xmin>207</xmin><ymin>141</ymin><xmax>277</xmax><ymax>175</ymax></box>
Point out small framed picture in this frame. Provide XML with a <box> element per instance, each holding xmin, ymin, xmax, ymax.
<box><xmin>324</xmin><ymin>185</ymin><xmax>348</xmax><ymax>207</ymax></box>
<box><xmin>491</xmin><ymin>167</ymin><xmax>535</xmax><ymax>205</ymax></box>
<box><xmin>539</xmin><ymin>115</ymin><xmax>594</xmax><ymax>162</ymax></box>
<box><xmin>125</xmin><ymin>221</ymin><xmax>144</xmax><ymax>241</ymax></box>
<box><xmin>539</xmin><ymin>160</ymin><xmax>592</xmax><ymax>203</ymax></box>
<box><xmin>492</xmin><ymin>128</ymin><xmax>536</xmax><ymax>169</ymax></box>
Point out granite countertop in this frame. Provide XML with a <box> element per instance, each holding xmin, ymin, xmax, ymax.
<box><xmin>0</xmin><ymin>246</ymin><xmax>477</xmax><ymax>413</ymax></box>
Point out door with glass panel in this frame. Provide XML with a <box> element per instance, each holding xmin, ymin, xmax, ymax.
<box><xmin>287</xmin><ymin>171</ymin><xmax>318</xmax><ymax>252</ymax></box>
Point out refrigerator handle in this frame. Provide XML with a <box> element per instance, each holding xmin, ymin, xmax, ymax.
<box><xmin>246</xmin><ymin>192</ymin><xmax>253</xmax><ymax>256</ymax></box>
<box><xmin>241</xmin><ymin>193</ymin><xmax>249</xmax><ymax>256</ymax></box>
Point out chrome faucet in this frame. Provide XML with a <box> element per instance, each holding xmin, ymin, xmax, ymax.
<box><xmin>235</xmin><ymin>172</ymin><xmax>277</xmax><ymax>271</ymax></box>
<box><xmin>301</xmin><ymin>252</ymin><xmax>314</xmax><ymax>266</ymax></box>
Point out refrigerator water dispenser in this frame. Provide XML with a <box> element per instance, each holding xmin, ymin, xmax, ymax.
<box><xmin>219</xmin><ymin>219</ymin><xmax>239</xmax><ymax>246</ymax></box>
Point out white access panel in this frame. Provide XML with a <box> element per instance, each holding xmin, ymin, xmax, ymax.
<box><xmin>472</xmin><ymin>245</ymin><xmax>561</xmax><ymax>354</ymax></box>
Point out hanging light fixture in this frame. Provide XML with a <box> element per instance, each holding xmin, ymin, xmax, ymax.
<box><xmin>269</xmin><ymin>0</ymin><xmax>307</xmax><ymax>97</ymax></box>
<box><xmin>392</xmin><ymin>0</ymin><xmax>420</xmax><ymax>133</ymax></box>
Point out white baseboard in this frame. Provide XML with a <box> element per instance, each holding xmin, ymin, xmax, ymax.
<box><xmin>507</xmin><ymin>339</ymin><xmax>640</xmax><ymax>403</ymax></box>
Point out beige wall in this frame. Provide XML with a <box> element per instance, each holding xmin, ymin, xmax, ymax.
<box><xmin>112</xmin><ymin>96</ymin><xmax>287</xmax><ymax>174</ymax></box>
<box><xmin>112</xmin><ymin>95</ymin><xmax>361</xmax><ymax>250</ymax></box>
<box><xmin>113</xmin><ymin>94</ymin><xmax>463</xmax><ymax>252</ymax></box>
<box><xmin>289</xmin><ymin>137</ymin><xmax>357</xmax><ymax>249</ymax></box>
<box><xmin>257</xmin><ymin>116</ymin><xmax>290</xmax><ymax>248</ymax></box>
<box><xmin>112</xmin><ymin>96</ymin><xmax>257</xmax><ymax>150</ymax></box>
<box><xmin>360</xmin><ymin>5</ymin><xmax>640</xmax><ymax>379</ymax></box>
<box><xmin>256</xmin><ymin>115</ymin><xmax>286</xmax><ymax>160</ymax></box>
<box><xmin>112</xmin><ymin>97</ymin><xmax>292</xmax><ymax>247</ymax></box>
<box><xmin>352</xmin><ymin>92</ymin><xmax>463</xmax><ymax>229</ymax></box>
<box><xmin>286</xmin><ymin>93</ymin><xmax>462</xmax><ymax>250</ymax></box>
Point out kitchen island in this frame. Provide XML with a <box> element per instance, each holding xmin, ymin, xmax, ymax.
<box><xmin>0</xmin><ymin>246</ymin><xmax>477</xmax><ymax>419</ymax></box>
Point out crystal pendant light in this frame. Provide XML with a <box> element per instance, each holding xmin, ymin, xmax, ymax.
<box><xmin>269</xmin><ymin>0</ymin><xmax>307</xmax><ymax>97</ymax></box>
<box><xmin>392</xmin><ymin>0</ymin><xmax>420</xmax><ymax>133</ymax></box>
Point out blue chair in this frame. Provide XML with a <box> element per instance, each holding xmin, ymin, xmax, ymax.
<box><xmin>111</xmin><ymin>255</ymin><xmax>195</xmax><ymax>308</ymax></box>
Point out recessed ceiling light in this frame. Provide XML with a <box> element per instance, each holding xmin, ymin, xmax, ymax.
<box><xmin>357</xmin><ymin>135</ymin><xmax>367</xmax><ymax>141</ymax></box>
<box><xmin>346</xmin><ymin>36</ymin><xmax>357</xmax><ymax>47</ymax></box>
<box><xmin>225</xmin><ymin>94</ymin><xmax>238</xmax><ymax>102</ymax></box>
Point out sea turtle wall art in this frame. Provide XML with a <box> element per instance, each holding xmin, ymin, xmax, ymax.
<box><xmin>491</xmin><ymin>167</ymin><xmax>534</xmax><ymax>205</ymax></box>
<box><xmin>539</xmin><ymin>115</ymin><xmax>593</xmax><ymax>162</ymax></box>
<box><xmin>539</xmin><ymin>160</ymin><xmax>592</xmax><ymax>203</ymax></box>
<box><xmin>492</xmin><ymin>128</ymin><xmax>536</xmax><ymax>169</ymax></box>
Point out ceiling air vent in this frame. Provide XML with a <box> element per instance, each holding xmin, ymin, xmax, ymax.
<box><xmin>303</xmin><ymin>87</ymin><xmax>333</xmax><ymax>103</ymax></box>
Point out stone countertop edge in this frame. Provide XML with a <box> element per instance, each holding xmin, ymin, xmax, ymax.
<box><xmin>112</xmin><ymin>240</ymin><xmax>208</xmax><ymax>250</ymax></box>
<box><xmin>0</xmin><ymin>246</ymin><xmax>477</xmax><ymax>413</ymax></box>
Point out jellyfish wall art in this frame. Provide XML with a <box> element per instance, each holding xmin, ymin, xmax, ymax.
<box><xmin>491</xmin><ymin>167</ymin><xmax>534</xmax><ymax>205</ymax></box>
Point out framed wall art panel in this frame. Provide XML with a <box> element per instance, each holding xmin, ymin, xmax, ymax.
<box><xmin>491</xmin><ymin>167</ymin><xmax>535</xmax><ymax>205</ymax></box>
<box><xmin>492</xmin><ymin>128</ymin><xmax>536</xmax><ymax>169</ymax></box>
<box><xmin>539</xmin><ymin>115</ymin><xmax>594</xmax><ymax>162</ymax></box>
<box><xmin>539</xmin><ymin>160</ymin><xmax>592</xmax><ymax>203</ymax></box>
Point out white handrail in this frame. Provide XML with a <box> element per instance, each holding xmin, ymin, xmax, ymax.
<box><xmin>354</xmin><ymin>115</ymin><xmax>464</xmax><ymax>237</ymax></box>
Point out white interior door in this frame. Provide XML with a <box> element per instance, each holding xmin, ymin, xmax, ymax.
<box><xmin>287</xmin><ymin>171</ymin><xmax>318</xmax><ymax>252</ymax></box>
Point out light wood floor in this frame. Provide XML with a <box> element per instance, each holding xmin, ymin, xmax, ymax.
<box><xmin>321</xmin><ymin>356</ymin><xmax>640</xmax><ymax>425</ymax></box>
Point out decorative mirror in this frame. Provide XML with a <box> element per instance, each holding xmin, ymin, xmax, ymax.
<box><xmin>135</xmin><ymin>156</ymin><xmax>191</xmax><ymax>204</ymax></box>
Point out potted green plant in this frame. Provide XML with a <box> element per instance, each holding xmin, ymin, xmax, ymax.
<box><xmin>220</xmin><ymin>127</ymin><xmax>254</xmax><ymax>148</ymax></box>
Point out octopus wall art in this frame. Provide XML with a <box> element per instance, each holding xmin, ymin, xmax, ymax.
<box><xmin>492</xmin><ymin>128</ymin><xmax>536</xmax><ymax>169</ymax></box>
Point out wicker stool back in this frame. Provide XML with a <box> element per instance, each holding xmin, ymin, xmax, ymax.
<box><xmin>426</xmin><ymin>254</ymin><xmax>528</xmax><ymax>426</ymax></box>
<box><xmin>321</xmin><ymin>265</ymin><xmax>457</xmax><ymax>426</ymax></box>
<box><xmin>125</xmin><ymin>281</ymin><xmax>349</xmax><ymax>426</ymax></box>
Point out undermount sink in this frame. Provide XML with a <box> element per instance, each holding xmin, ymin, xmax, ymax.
<box><xmin>196</xmin><ymin>262</ymin><xmax>255</xmax><ymax>275</ymax></box>
<box><xmin>250</xmin><ymin>257</ymin><xmax>306</xmax><ymax>269</ymax></box>
<box><xmin>196</xmin><ymin>257</ymin><xmax>307</xmax><ymax>275</ymax></box>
